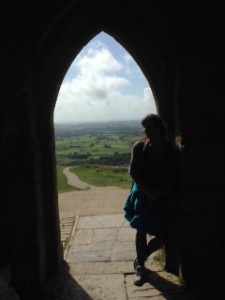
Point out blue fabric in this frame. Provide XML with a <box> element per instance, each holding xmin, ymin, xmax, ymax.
<box><xmin>123</xmin><ymin>182</ymin><xmax>167</xmax><ymax>236</ymax></box>
<box><xmin>123</xmin><ymin>182</ymin><xmax>146</xmax><ymax>230</ymax></box>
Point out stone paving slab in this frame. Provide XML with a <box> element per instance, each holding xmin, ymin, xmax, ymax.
<box><xmin>76</xmin><ymin>213</ymin><xmax>128</xmax><ymax>229</ymax></box>
<box><xmin>125</xmin><ymin>271</ymin><xmax>183</xmax><ymax>298</ymax></box>
<box><xmin>69</xmin><ymin>261</ymin><xmax>133</xmax><ymax>275</ymax></box>
<box><xmin>66</xmin><ymin>214</ymin><xmax>136</xmax><ymax>264</ymax></box>
<box><xmin>62</xmin><ymin>213</ymin><xmax>186</xmax><ymax>299</ymax></box>
<box><xmin>41</xmin><ymin>209</ymin><xmax>223</xmax><ymax>300</ymax></box>
<box><xmin>71</xmin><ymin>274</ymin><xmax>127</xmax><ymax>300</ymax></box>
<box><xmin>69</xmin><ymin>260</ymin><xmax>163</xmax><ymax>276</ymax></box>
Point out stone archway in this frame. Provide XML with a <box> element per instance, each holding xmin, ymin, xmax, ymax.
<box><xmin>35</xmin><ymin>3</ymin><xmax>178</xmax><ymax>277</ymax></box>
<box><xmin>1</xmin><ymin>1</ymin><xmax>225</xmax><ymax>297</ymax></box>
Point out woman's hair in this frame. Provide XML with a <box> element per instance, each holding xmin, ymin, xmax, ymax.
<box><xmin>141</xmin><ymin>113</ymin><xmax>166</xmax><ymax>138</ymax></box>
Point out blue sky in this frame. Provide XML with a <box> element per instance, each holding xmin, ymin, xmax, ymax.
<box><xmin>54</xmin><ymin>31</ymin><xmax>156</xmax><ymax>123</ymax></box>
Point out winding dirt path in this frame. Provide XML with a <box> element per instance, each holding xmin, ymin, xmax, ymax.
<box><xmin>58</xmin><ymin>167</ymin><xmax>129</xmax><ymax>219</ymax></box>
<box><xmin>63</xmin><ymin>167</ymin><xmax>93</xmax><ymax>189</ymax></box>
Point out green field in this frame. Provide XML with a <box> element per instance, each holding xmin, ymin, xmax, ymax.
<box><xmin>71</xmin><ymin>164</ymin><xmax>132</xmax><ymax>189</ymax></box>
<box><xmin>54</xmin><ymin>121</ymin><xmax>140</xmax><ymax>193</ymax></box>
<box><xmin>55</xmin><ymin>133</ymin><xmax>139</xmax><ymax>165</ymax></box>
<box><xmin>56</xmin><ymin>165</ymin><xmax>77</xmax><ymax>193</ymax></box>
<box><xmin>54</xmin><ymin>120</ymin><xmax>142</xmax><ymax>166</ymax></box>
<box><xmin>56</xmin><ymin>164</ymin><xmax>132</xmax><ymax>193</ymax></box>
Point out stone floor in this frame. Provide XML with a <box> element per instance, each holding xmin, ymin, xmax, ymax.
<box><xmin>0</xmin><ymin>213</ymin><xmax>222</xmax><ymax>299</ymax></box>
<box><xmin>54</xmin><ymin>213</ymin><xmax>192</xmax><ymax>300</ymax></box>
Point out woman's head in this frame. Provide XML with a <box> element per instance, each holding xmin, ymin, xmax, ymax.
<box><xmin>141</xmin><ymin>114</ymin><xmax>166</xmax><ymax>139</ymax></box>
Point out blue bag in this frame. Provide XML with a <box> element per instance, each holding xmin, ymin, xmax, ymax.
<box><xmin>123</xmin><ymin>182</ymin><xmax>146</xmax><ymax>230</ymax></box>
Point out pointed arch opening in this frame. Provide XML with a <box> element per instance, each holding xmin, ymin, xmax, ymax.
<box><xmin>35</xmin><ymin>3</ymin><xmax>178</xmax><ymax>283</ymax></box>
<box><xmin>53</xmin><ymin>31</ymin><xmax>157</xmax><ymax>255</ymax></box>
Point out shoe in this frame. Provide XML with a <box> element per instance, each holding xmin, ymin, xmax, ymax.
<box><xmin>133</xmin><ymin>265</ymin><xmax>146</xmax><ymax>286</ymax></box>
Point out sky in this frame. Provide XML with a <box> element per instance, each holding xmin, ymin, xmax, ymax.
<box><xmin>53</xmin><ymin>31</ymin><xmax>156</xmax><ymax>124</ymax></box>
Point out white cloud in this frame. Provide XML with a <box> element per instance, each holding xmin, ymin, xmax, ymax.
<box><xmin>54</xmin><ymin>34</ymin><xmax>156</xmax><ymax>123</ymax></box>
<box><xmin>77</xmin><ymin>45</ymin><xmax>122</xmax><ymax>75</ymax></box>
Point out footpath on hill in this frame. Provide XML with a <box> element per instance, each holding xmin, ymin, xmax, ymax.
<box><xmin>58</xmin><ymin>167</ymin><xmax>129</xmax><ymax>219</ymax></box>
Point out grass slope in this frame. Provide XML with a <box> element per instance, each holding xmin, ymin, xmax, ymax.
<box><xmin>56</xmin><ymin>164</ymin><xmax>132</xmax><ymax>193</ymax></box>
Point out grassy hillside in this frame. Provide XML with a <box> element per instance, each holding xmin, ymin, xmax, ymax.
<box><xmin>56</xmin><ymin>165</ymin><xmax>77</xmax><ymax>193</ymax></box>
<box><xmin>56</xmin><ymin>164</ymin><xmax>132</xmax><ymax>193</ymax></box>
<box><xmin>55</xmin><ymin>121</ymin><xmax>139</xmax><ymax>192</ymax></box>
<box><xmin>71</xmin><ymin>164</ymin><xmax>132</xmax><ymax>189</ymax></box>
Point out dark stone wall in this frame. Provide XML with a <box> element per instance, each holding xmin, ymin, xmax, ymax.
<box><xmin>177</xmin><ymin>2</ymin><xmax>225</xmax><ymax>288</ymax></box>
<box><xmin>1</xmin><ymin>0</ymin><xmax>225</xmax><ymax>296</ymax></box>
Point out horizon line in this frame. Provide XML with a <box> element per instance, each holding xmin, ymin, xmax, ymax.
<box><xmin>54</xmin><ymin>119</ymin><xmax>141</xmax><ymax>125</ymax></box>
